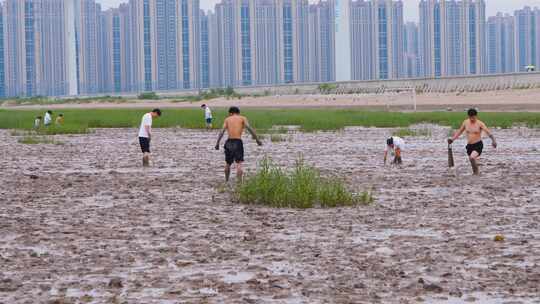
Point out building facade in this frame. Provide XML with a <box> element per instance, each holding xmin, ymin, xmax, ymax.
<box><xmin>350</xmin><ymin>0</ymin><xmax>404</xmax><ymax>80</ymax></box>
<box><xmin>487</xmin><ymin>13</ymin><xmax>515</xmax><ymax>74</ymax></box>
<box><xmin>514</xmin><ymin>7</ymin><xmax>540</xmax><ymax>72</ymax></box>
<box><xmin>403</xmin><ymin>21</ymin><xmax>420</xmax><ymax>78</ymax></box>
<box><xmin>309</xmin><ymin>1</ymin><xmax>335</xmax><ymax>83</ymax></box>
<box><xmin>419</xmin><ymin>0</ymin><xmax>486</xmax><ymax>78</ymax></box>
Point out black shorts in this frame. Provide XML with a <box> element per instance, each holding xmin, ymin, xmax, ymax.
<box><xmin>466</xmin><ymin>141</ymin><xmax>483</xmax><ymax>156</ymax></box>
<box><xmin>139</xmin><ymin>137</ymin><xmax>151</xmax><ymax>153</ymax></box>
<box><xmin>224</xmin><ymin>139</ymin><xmax>244</xmax><ymax>165</ymax></box>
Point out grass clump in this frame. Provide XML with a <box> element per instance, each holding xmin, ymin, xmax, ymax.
<box><xmin>270</xmin><ymin>134</ymin><xmax>287</xmax><ymax>143</ymax></box>
<box><xmin>138</xmin><ymin>92</ymin><xmax>160</xmax><ymax>100</ymax></box>
<box><xmin>235</xmin><ymin>157</ymin><xmax>372</xmax><ymax>208</ymax></box>
<box><xmin>1</xmin><ymin>109</ymin><xmax>540</xmax><ymax>132</ymax></box>
<box><xmin>18</xmin><ymin>136</ymin><xmax>63</xmax><ymax>145</ymax></box>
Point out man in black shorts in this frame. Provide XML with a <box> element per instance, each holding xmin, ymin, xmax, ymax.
<box><xmin>448</xmin><ymin>109</ymin><xmax>497</xmax><ymax>175</ymax></box>
<box><xmin>138</xmin><ymin>109</ymin><xmax>162</xmax><ymax>167</ymax></box>
<box><xmin>215</xmin><ymin>107</ymin><xmax>262</xmax><ymax>182</ymax></box>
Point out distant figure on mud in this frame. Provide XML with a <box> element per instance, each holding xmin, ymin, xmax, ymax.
<box><xmin>215</xmin><ymin>106</ymin><xmax>262</xmax><ymax>182</ymax></box>
<box><xmin>138</xmin><ymin>109</ymin><xmax>162</xmax><ymax>167</ymax></box>
<box><xmin>34</xmin><ymin>116</ymin><xmax>42</xmax><ymax>129</ymax></box>
<box><xmin>448</xmin><ymin>109</ymin><xmax>497</xmax><ymax>175</ymax></box>
<box><xmin>55</xmin><ymin>114</ymin><xmax>64</xmax><ymax>126</ymax></box>
<box><xmin>384</xmin><ymin>136</ymin><xmax>405</xmax><ymax>165</ymax></box>
<box><xmin>43</xmin><ymin>111</ymin><xmax>53</xmax><ymax>127</ymax></box>
<box><xmin>201</xmin><ymin>104</ymin><xmax>213</xmax><ymax>129</ymax></box>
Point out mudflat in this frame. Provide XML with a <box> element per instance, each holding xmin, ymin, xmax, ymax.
<box><xmin>1</xmin><ymin>126</ymin><xmax>539</xmax><ymax>303</ymax></box>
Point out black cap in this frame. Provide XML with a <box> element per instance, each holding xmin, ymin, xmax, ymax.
<box><xmin>201</xmin><ymin>104</ymin><xmax>206</xmax><ymax>108</ymax></box>
<box><xmin>152</xmin><ymin>108</ymin><xmax>162</xmax><ymax>116</ymax></box>
<box><xmin>387</xmin><ymin>137</ymin><xmax>393</xmax><ymax>146</ymax></box>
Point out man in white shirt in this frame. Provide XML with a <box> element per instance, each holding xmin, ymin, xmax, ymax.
<box><xmin>138</xmin><ymin>109</ymin><xmax>162</xmax><ymax>167</ymax></box>
<box><xmin>201</xmin><ymin>104</ymin><xmax>213</xmax><ymax>129</ymax></box>
<box><xmin>384</xmin><ymin>136</ymin><xmax>405</xmax><ymax>165</ymax></box>
<box><xmin>43</xmin><ymin>111</ymin><xmax>52</xmax><ymax>127</ymax></box>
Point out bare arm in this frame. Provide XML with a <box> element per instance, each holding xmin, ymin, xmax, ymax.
<box><xmin>245</xmin><ymin>119</ymin><xmax>262</xmax><ymax>146</ymax></box>
<box><xmin>383</xmin><ymin>150</ymin><xmax>388</xmax><ymax>165</ymax></box>
<box><xmin>215</xmin><ymin>121</ymin><xmax>227</xmax><ymax>150</ymax></box>
<box><xmin>145</xmin><ymin>125</ymin><xmax>151</xmax><ymax>139</ymax></box>
<box><xmin>481</xmin><ymin>122</ymin><xmax>497</xmax><ymax>148</ymax></box>
<box><xmin>448</xmin><ymin>122</ymin><xmax>466</xmax><ymax>144</ymax></box>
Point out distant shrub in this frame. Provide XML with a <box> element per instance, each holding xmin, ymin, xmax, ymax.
<box><xmin>138</xmin><ymin>92</ymin><xmax>159</xmax><ymax>100</ymax></box>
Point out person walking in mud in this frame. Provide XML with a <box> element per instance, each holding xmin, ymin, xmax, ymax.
<box><xmin>215</xmin><ymin>106</ymin><xmax>262</xmax><ymax>182</ymax></box>
<box><xmin>138</xmin><ymin>109</ymin><xmax>162</xmax><ymax>167</ymax></box>
<box><xmin>201</xmin><ymin>104</ymin><xmax>213</xmax><ymax>130</ymax></box>
<box><xmin>384</xmin><ymin>136</ymin><xmax>405</xmax><ymax>165</ymax></box>
<box><xmin>448</xmin><ymin>109</ymin><xmax>497</xmax><ymax>175</ymax></box>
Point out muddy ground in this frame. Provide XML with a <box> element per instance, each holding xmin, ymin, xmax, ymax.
<box><xmin>1</xmin><ymin>126</ymin><xmax>540</xmax><ymax>303</ymax></box>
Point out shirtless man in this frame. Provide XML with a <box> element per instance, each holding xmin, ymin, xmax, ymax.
<box><xmin>215</xmin><ymin>106</ymin><xmax>262</xmax><ymax>182</ymax></box>
<box><xmin>448</xmin><ymin>109</ymin><xmax>497</xmax><ymax>175</ymax></box>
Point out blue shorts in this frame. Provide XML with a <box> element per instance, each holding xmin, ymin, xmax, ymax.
<box><xmin>206</xmin><ymin>118</ymin><xmax>213</xmax><ymax>124</ymax></box>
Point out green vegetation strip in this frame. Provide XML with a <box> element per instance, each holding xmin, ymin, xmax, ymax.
<box><xmin>1</xmin><ymin>109</ymin><xmax>539</xmax><ymax>134</ymax></box>
<box><xmin>235</xmin><ymin>158</ymin><xmax>373</xmax><ymax>208</ymax></box>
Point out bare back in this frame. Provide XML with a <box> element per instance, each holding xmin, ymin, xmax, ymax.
<box><xmin>224</xmin><ymin>115</ymin><xmax>247</xmax><ymax>139</ymax></box>
<box><xmin>462</xmin><ymin>119</ymin><xmax>486</xmax><ymax>144</ymax></box>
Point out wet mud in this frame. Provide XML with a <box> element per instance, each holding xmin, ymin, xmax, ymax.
<box><xmin>1</xmin><ymin>126</ymin><xmax>539</xmax><ymax>303</ymax></box>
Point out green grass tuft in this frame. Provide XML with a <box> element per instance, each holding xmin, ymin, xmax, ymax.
<box><xmin>235</xmin><ymin>157</ymin><xmax>372</xmax><ymax>208</ymax></box>
<box><xmin>270</xmin><ymin>134</ymin><xmax>287</xmax><ymax>143</ymax></box>
<box><xmin>1</xmin><ymin>109</ymin><xmax>539</xmax><ymax>133</ymax></box>
<box><xmin>138</xmin><ymin>92</ymin><xmax>160</xmax><ymax>100</ymax></box>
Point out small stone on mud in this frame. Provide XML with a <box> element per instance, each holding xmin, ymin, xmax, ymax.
<box><xmin>29</xmin><ymin>175</ymin><xmax>39</xmax><ymax>179</ymax></box>
<box><xmin>494</xmin><ymin>235</ymin><xmax>505</xmax><ymax>242</ymax></box>
<box><xmin>465</xmin><ymin>296</ymin><xmax>477</xmax><ymax>302</ymax></box>
<box><xmin>424</xmin><ymin>283</ymin><xmax>443</xmax><ymax>293</ymax></box>
<box><xmin>108</xmin><ymin>277</ymin><xmax>123</xmax><ymax>288</ymax></box>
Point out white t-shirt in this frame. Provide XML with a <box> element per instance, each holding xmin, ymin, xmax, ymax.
<box><xmin>44</xmin><ymin>113</ymin><xmax>52</xmax><ymax>125</ymax></box>
<box><xmin>205</xmin><ymin>107</ymin><xmax>212</xmax><ymax>119</ymax></box>
<box><xmin>385</xmin><ymin>136</ymin><xmax>405</xmax><ymax>152</ymax></box>
<box><xmin>138</xmin><ymin>113</ymin><xmax>152</xmax><ymax>138</ymax></box>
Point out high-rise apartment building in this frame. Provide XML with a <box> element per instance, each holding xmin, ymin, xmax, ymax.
<box><xmin>514</xmin><ymin>7</ymin><xmax>540</xmax><ymax>72</ymax></box>
<box><xmin>309</xmin><ymin>1</ymin><xmax>335</xmax><ymax>83</ymax></box>
<box><xmin>200</xmin><ymin>11</ymin><xmax>210</xmax><ymax>89</ymax></box>
<box><xmin>403</xmin><ymin>21</ymin><xmax>420</xmax><ymax>78</ymax></box>
<box><xmin>419</xmin><ymin>0</ymin><xmax>486</xmax><ymax>78</ymax></box>
<box><xmin>128</xmin><ymin>0</ymin><xmax>200</xmax><ymax>92</ymax></box>
<box><xmin>487</xmin><ymin>13</ymin><xmax>515</xmax><ymax>74</ymax></box>
<box><xmin>100</xmin><ymin>5</ymin><xmax>132</xmax><ymax>93</ymax></box>
<box><xmin>278</xmin><ymin>0</ymin><xmax>310</xmax><ymax>83</ymax></box>
<box><xmin>0</xmin><ymin>3</ymin><xmax>5</xmax><ymax>98</ymax></box>
<box><xmin>350</xmin><ymin>0</ymin><xmax>404</xmax><ymax>80</ymax></box>
<box><xmin>253</xmin><ymin>0</ymin><xmax>280</xmax><ymax>85</ymax></box>
<box><xmin>3</xmin><ymin>0</ymin><xmax>77</xmax><ymax>97</ymax></box>
<box><xmin>75</xmin><ymin>0</ymin><xmax>103</xmax><ymax>94</ymax></box>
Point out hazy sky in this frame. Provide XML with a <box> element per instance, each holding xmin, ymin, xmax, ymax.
<box><xmin>98</xmin><ymin>0</ymin><xmax>540</xmax><ymax>21</ymax></box>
